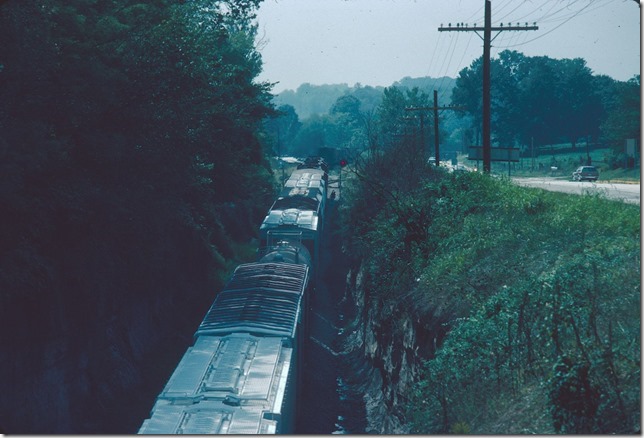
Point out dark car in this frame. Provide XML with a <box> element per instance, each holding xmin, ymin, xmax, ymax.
<box><xmin>572</xmin><ymin>166</ymin><xmax>599</xmax><ymax>182</ymax></box>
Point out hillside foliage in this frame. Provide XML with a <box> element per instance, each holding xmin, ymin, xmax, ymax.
<box><xmin>268</xmin><ymin>53</ymin><xmax>639</xmax><ymax>169</ymax></box>
<box><xmin>341</xmin><ymin>145</ymin><xmax>640</xmax><ymax>433</ymax></box>
<box><xmin>0</xmin><ymin>0</ymin><xmax>275</xmax><ymax>432</ymax></box>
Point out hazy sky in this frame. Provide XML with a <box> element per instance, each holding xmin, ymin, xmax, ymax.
<box><xmin>255</xmin><ymin>0</ymin><xmax>641</xmax><ymax>93</ymax></box>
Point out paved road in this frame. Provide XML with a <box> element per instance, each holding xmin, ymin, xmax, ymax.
<box><xmin>512</xmin><ymin>177</ymin><xmax>640</xmax><ymax>205</ymax></box>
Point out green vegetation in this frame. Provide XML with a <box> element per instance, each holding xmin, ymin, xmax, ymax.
<box><xmin>268</xmin><ymin>53</ymin><xmax>639</xmax><ymax>177</ymax></box>
<box><xmin>452</xmin><ymin>51</ymin><xmax>640</xmax><ymax>157</ymax></box>
<box><xmin>342</xmin><ymin>146</ymin><xmax>640</xmax><ymax>433</ymax></box>
<box><xmin>478</xmin><ymin>146</ymin><xmax>640</xmax><ymax>181</ymax></box>
<box><xmin>266</xmin><ymin>78</ymin><xmax>462</xmax><ymax>159</ymax></box>
<box><xmin>0</xmin><ymin>1</ymin><xmax>276</xmax><ymax>433</ymax></box>
<box><xmin>272</xmin><ymin>77</ymin><xmax>456</xmax><ymax>120</ymax></box>
<box><xmin>338</xmin><ymin>64</ymin><xmax>639</xmax><ymax>433</ymax></box>
<box><xmin>599</xmin><ymin>167</ymin><xmax>641</xmax><ymax>183</ymax></box>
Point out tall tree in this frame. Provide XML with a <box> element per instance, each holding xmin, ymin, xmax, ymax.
<box><xmin>451</xmin><ymin>58</ymin><xmax>484</xmax><ymax>145</ymax></box>
<box><xmin>600</xmin><ymin>75</ymin><xmax>641</xmax><ymax>149</ymax></box>
<box><xmin>554</xmin><ymin>58</ymin><xmax>602</xmax><ymax>148</ymax></box>
<box><xmin>452</xmin><ymin>51</ymin><xmax>608</xmax><ymax>152</ymax></box>
<box><xmin>263</xmin><ymin>104</ymin><xmax>301</xmax><ymax>156</ymax></box>
<box><xmin>0</xmin><ymin>0</ymin><xmax>274</xmax><ymax>432</ymax></box>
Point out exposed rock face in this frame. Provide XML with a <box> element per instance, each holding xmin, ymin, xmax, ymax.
<box><xmin>344</xmin><ymin>261</ymin><xmax>439</xmax><ymax>434</ymax></box>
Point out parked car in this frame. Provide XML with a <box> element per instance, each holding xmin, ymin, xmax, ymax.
<box><xmin>572</xmin><ymin>165</ymin><xmax>599</xmax><ymax>181</ymax></box>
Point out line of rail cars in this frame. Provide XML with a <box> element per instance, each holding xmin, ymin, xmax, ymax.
<box><xmin>260</xmin><ymin>158</ymin><xmax>328</xmax><ymax>274</ymax></box>
<box><xmin>138</xmin><ymin>157</ymin><xmax>328</xmax><ymax>434</ymax></box>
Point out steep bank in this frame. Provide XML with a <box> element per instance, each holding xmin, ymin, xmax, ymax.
<box><xmin>342</xmin><ymin>261</ymin><xmax>445</xmax><ymax>434</ymax></box>
<box><xmin>339</xmin><ymin>167</ymin><xmax>640</xmax><ymax>434</ymax></box>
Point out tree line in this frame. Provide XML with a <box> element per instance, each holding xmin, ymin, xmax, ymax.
<box><xmin>452</xmin><ymin>50</ymin><xmax>640</xmax><ymax>161</ymax></box>
<box><xmin>267</xmin><ymin>52</ymin><xmax>639</xmax><ymax>168</ymax></box>
<box><xmin>0</xmin><ymin>0</ymin><xmax>275</xmax><ymax>432</ymax></box>
<box><xmin>265</xmin><ymin>80</ymin><xmax>461</xmax><ymax>160</ymax></box>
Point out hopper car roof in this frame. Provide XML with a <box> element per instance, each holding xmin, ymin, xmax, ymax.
<box><xmin>195</xmin><ymin>262</ymin><xmax>309</xmax><ymax>339</ymax></box>
<box><xmin>286</xmin><ymin>169</ymin><xmax>327</xmax><ymax>186</ymax></box>
<box><xmin>260</xmin><ymin>209</ymin><xmax>319</xmax><ymax>234</ymax></box>
<box><xmin>273</xmin><ymin>190</ymin><xmax>322</xmax><ymax>211</ymax></box>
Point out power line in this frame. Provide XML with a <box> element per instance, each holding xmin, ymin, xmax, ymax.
<box><xmin>495</xmin><ymin>0</ymin><xmax>531</xmax><ymax>23</ymax></box>
<box><xmin>423</xmin><ymin>29</ymin><xmax>445</xmax><ymax>78</ymax></box>
<box><xmin>439</xmin><ymin>0</ymin><xmax>538</xmax><ymax>173</ymax></box>
<box><xmin>406</xmin><ymin>91</ymin><xmax>467</xmax><ymax>166</ymax></box>
<box><xmin>501</xmin><ymin>0</ymin><xmax>592</xmax><ymax>48</ymax></box>
<box><xmin>502</xmin><ymin>0</ymin><xmax>559</xmax><ymax>24</ymax></box>
<box><xmin>537</xmin><ymin>0</ymin><xmax>611</xmax><ymax>24</ymax></box>
<box><xmin>492</xmin><ymin>0</ymin><xmax>518</xmax><ymax>19</ymax></box>
<box><xmin>440</xmin><ymin>32</ymin><xmax>475</xmax><ymax>104</ymax></box>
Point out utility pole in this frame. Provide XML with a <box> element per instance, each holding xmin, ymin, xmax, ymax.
<box><xmin>406</xmin><ymin>92</ymin><xmax>465</xmax><ymax>167</ymax></box>
<box><xmin>439</xmin><ymin>0</ymin><xmax>537</xmax><ymax>173</ymax></box>
<box><xmin>433</xmin><ymin>90</ymin><xmax>440</xmax><ymax>167</ymax></box>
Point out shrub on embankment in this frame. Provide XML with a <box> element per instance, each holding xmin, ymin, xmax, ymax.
<box><xmin>341</xmin><ymin>157</ymin><xmax>640</xmax><ymax>434</ymax></box>
<box><xmin>0</xmin><ymin>1</ymin><xmax>274</xmax><ymax>433</ymax></box>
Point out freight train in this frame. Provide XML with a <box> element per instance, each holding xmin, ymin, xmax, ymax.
<box><xmin>138</xmin><ymin>157</ymin><xmax>328</xmax><ymax>434</ymax></box>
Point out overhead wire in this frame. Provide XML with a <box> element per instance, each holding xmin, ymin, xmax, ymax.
<box><xmin>434</xmin><ymin>31</ymin><xmax>460</xmax><ymax>95</ymax></box>
<box><xmin>440</xmin><ymin>31</ymin><xmax>475</xmax><ymax>103</ymax></box>
<box><xmin>529</xmin><ymin>0</ymin><xmax>578</xmax><ymax>22</ymax></box>
<box><xmin>500</xmin><ymin>0</ymin><xmax>597</xmax><ymax>48</ymax></box>
<box><xmin>491</xmin><ymin>26</ymin><xmax>521</xmax><ymax>56</ymax></box>
<box><xmin>491</xmin><ymin>0</ymin><xmax>518</xmax><ymax>19</ymax></box>
<box><xmin>432</xmin><ymin>3</ymin><xmax>485</xmax><ymax>104</ymax></box>
<box><xmin>418</xmin><ymin>18</ymin><xmax>461</xmax><ymax>107</ymax></box>
<box><xmin>501</xmin><ymin>0</ymin><xmax>559</xmax><ymax>25</ymax></box>
<box><xmin>429</xmin><ymin>0</ymin><xmax>623</xmax><ymax>153</ymax></box>
<box><xmin>438</xmin><ymin>0</ymin><xmax>486</xmax><ymax>101</ymax></box>
<box><xmin>424</xmin><ymin>0</ymin><xmax>608</xmax><ymax>103</ymax></box>
<box><xmin>533</xmin><ymin>0</ymin><xmax>606</xmax><ymax>24</ymax></box>
<box><xmin>486</xmin><ymin>0</ymin><xmax>615</xmax><ymax>51</ymax></box>
<box><xmin>536</xmin><ymin>1</ymin><xmax>612</xmax><ymax>24</ymax></box>
<box><xmin>423</xmin><ymin>27</ymin><xmax>445</xmax><ymax>78</ymax></box>
<box><xmin>433</xmin><ymin>33</ymin><xmax>457</xmax><ymax>103</ymax></box>
<box><xmin>463</xmin><ymin>2</ymin><xmax>485</xmax><ymax>23</ymax></box>
<box><xmin>495</xmin><ymin>0</ymin><xmax>531</xmax><ymax>23</ymax></box>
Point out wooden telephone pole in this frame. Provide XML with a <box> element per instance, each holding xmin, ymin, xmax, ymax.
<box><xmin>439</xmin><ymin>0</ymin><xmax>537</xmax><ymax>173</ymax></box>
<box><xmin>406</xmin><ymin>90</ymin><xmax>465</xmax><ymax>167</ymax></box>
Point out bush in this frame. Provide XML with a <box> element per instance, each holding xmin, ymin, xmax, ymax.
<box><xmin>342</xmin><ymin>157</ymin><xmax>640</xmax><ymax>433</ymax></box>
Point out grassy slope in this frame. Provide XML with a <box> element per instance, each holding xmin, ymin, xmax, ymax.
<box><xmin>414</xmin><ymin>175</ymin><xmax>639</xmax><ymax>433</ymax></box>
<box><xmin>345</xmin><ymin>167</ymin><xmax>640</xmax><ymax>434</ymax></box>
<box><xmin>460</xmin><ymin>147</ymin><xmax>640</xmax><ymax>182</ymax></box>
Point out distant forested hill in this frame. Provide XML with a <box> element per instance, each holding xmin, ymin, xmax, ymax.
<box><xmin>391</xmin><ymin>76</ymin><xmax>456</xmax><ymax>99</ymax></box>
<box><xmin>273</xmin><ymin>76</ymin><xmax>456</xmax><ymax>119</ymax></box>
<box><xmin>274</xmin><ymin>83</ymin><xmax>350</xmax><ymax>119</ymax></box>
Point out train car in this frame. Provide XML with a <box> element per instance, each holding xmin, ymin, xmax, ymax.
<box><xmin>138</xmin><ymin>256</ymin><xmax>312</xmax><ymax>435</ymax></box>
<box><xmin>259</xmin><ymin>160</ymin><xmax>328</xmax><ymax>273</ymax></box>
<box><xmin>138</xmin><ymin>157</ymin><xmax>327</xmax><ymax>435</ymax></box>
<box><xmin>258</xmin><ymin>239</ymin><xmax>312</xmax><ymax>269</ymax></box>
<box><xmin>297</xmin><ymin>156</ymin><xmax>329</xmax><ymax>172</ymax></box>
<box><xmin>278</xmin><ymin>172</ymin><xmax>326</xmax><ymax>226</ymax></box>
<box><xmin>286</xmin><ymin>167</ymin><xmax>327</xmax><ymax>189</ymax></box>
<box><xmin>259</xmin><ymin>209</ymin><xmax>320</xmax><ymax>275</ymax></box>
